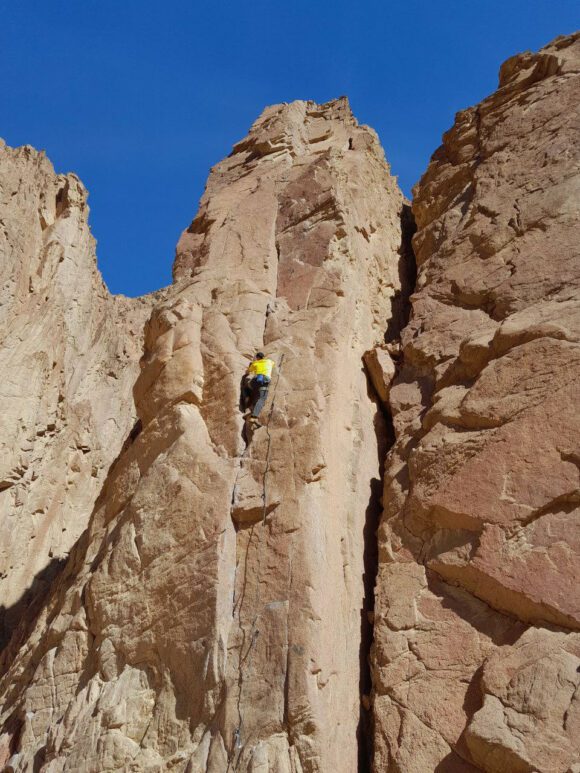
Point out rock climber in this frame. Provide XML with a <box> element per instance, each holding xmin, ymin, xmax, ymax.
<box><xmin>243</xmin><ymin>352</ymin><xmax>275</xmax><ymax>426</ymax></box>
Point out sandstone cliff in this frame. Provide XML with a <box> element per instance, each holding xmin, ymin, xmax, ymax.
<box><xmin>372</xmin><ymin>32</ymin><xmax>580</xmax><ymax>773</ymax></box>
<box><xmin>0</xmin><ymin>99</ymin><xmax>408</xmax><ymax>771</ymax></box>
<box><xmin>0</xmin><ymin>31</ymin><xmax>578</xmax><ymax>773</ymax></box>
<box><xmin>0</xmin><ymin>142</ymin><xmax>154</xmax><ymax>652</ymax></box>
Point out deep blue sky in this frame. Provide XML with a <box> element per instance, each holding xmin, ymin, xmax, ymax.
<box><xmin>2</xmin><ymin>2</ymin><xmax>578</xmax><ymax>296</ymax></box>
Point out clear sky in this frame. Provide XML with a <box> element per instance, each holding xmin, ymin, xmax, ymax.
<box><xmin>2</xmin><ymin>1</ymin><xmax>578</xmax><ymax>296</ymax></box>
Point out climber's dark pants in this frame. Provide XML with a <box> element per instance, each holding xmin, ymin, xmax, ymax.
<box><xmin>243</xmin><ymin>376</ymin><xmax>270</xmax><ymax>417</ymax></box>
<box><xmin>252</xmin><ymin>382</ymin><xmax>270</xmax><ymax>417</ymax></box>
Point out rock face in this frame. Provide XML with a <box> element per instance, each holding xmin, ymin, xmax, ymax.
<box><xmin>0</xmin><ymin>100</ymin><xmax>408</xmax><ymax>771</ymax></box>
<box><xmin>372</xmin><ymin>32</ymin><xmax>580</xmax><ymax>772</ymax></box>
<box><xmin>1</xmin><ymin>32</ymin><xmax>579</xmax><ymax>773</ymax></box>
<box><xmin>0</xmin><ymin>142</ymin><xmax>153</xmax><ymax>650</ymax></box>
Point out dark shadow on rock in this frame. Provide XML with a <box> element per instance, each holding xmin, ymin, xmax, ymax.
<box><xmin>427</xmin><ymin>570</ymin><xmax>527</xmax><ymax>646</ymax></box>
<box><xmin>433</xmin><ymin>750</ymin><xmax>482</xmax><ymax>772</ymax></box>
<box><xmin>357</xmin><ymin>475</ymin><xmax>382</xmax><ymax>773</ymax></box>
<box><xmin>128</xmin><ymin>418</ymin><xmax>142</xmax><ymax>443</ymax></box>
<box><xmin>357</xmin><ymin>365</ymin><xmax>395</xmax><ymax>772</ymax></box>
<box><xmin>238</xmin><ymin>374</ymin><xmax>250</xmax><ymax>413</ymax></box>
<box><xmin>0</xmin><ymin>418</ymin><xmax>143</xmax><ymax>675</ymax></box>
<box><xmin>0</xmin><ymin>556</ymin><xmax>67</xmax><ymax>654</ymax></box>
<box><xmin>239</xmin><ymin>374</ymin><xmax>254</xmax><ymax>447</ymax></box>
<box><xmin>32</xmin><ymin>744</ymin><xmax>47</xmax><ymax>773</ymax></box>
<box><xmin>384</xmin><ymin>204</ymin><xmax>417</xmax><ymax>343</ymax></box>
<box><xmin>0</xmin><ymin>710</ymin><xmax>23</xmax><ymax>767</ymax></box>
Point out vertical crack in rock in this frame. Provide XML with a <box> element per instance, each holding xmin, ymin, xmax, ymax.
<box><xmin>229</xmin><ymin>523</ymin><xmax>260</xmax><ymax>769</ymax></box>
<box><xmin>356</xmin><ymin>417</ymin><xmax>385</xmax><ymax>773</ymax></box>
<box><xmin>359</xmin><ymin>206</ymin><xmax>416</xmax><ymax>772</ymax></box>
<box><xmin>384</xmin><ymin>204</ymin><xmax>417</xmax><ymax>344</ymax></box>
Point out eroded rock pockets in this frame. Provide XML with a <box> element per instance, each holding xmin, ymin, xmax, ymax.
<box><xmin>0</xmin><ymin>98</ymin><xmax>409</xmax><ymax>772</ymax></box>
<box><xmin>371</xmin><ymin>31</ymin><xmax>580</xmax><ymax>773</ymax></box>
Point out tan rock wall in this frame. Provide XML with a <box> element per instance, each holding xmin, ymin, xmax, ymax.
<box><xmin>0</xmin><ymin>142</ymin><xmax>153</xmax><ymax>649</ymax></box>
<box><xmin>1</xmin><ymin>32</ymin><xmax>578</xmax><ymax>773</ymax></box>
<box><xmin>372</xmin><ymin>32</ymin><xmax>580</xmax><ymax>772</ymax></box>
<box><xmin>0</xmin><ymin>99</ymin><xmax>407</xmax><ymax>771</ymax></box>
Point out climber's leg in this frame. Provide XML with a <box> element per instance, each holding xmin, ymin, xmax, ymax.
<box><xmin>251</xmin><ymin>380</ymin><xmax>270</xmax><ymax>418</ymax></box>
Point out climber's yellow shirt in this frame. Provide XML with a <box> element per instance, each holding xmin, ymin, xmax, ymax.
<box><xmin>248</xmin><ymin>358</ymin><xmax>274</xmax><ymax>378</ymax></box>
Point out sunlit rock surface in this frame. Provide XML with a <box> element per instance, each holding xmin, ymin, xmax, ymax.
<box><xmin>0</xmin><ymin>142</ymin><xmax>154</xmax><ymax>651</ymax></box>
<box><xmin>0</xmin><ymin>99</ymin><xmax>408</xmax><ymax>771</ymax></box>
<box><xmin>1</xmin><ymin>31</ymin><xmax>579</xmax><ymax>773</ymax></box>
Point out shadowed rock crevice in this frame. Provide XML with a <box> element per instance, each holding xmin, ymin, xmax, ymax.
<box><xmin>358</xmin><ymin>208</ymin><xmax>416</xmax><ymax>770</ymax></box>
<box><xmin>384</xmin><ymin>203</ymin><xmax>417</xmax><ymax>343</ymax></box>
<box><xmin>357</xmin><ymin>431</ymin><xmax>391</xmax><ymax>773</ymax></box>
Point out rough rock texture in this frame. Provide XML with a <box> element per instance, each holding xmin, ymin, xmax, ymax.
<box><xmin>0</xmin><ymin>142</ymin><xmax>153</xmax><ymax>650</ymax></box>
<box><xmin>0</xmin><ymin>99</ymin><xmax>408</xmax><ymax>771</ymax></box>
<box><xmin>372</xmin><ymin>32</ymin><xmax>580</xmax><ymax>772</ymax></box>
<box><xmin>1</xmin><ymin>31</ymin><xmax>579</xmax><ymax>773</ymax></box>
